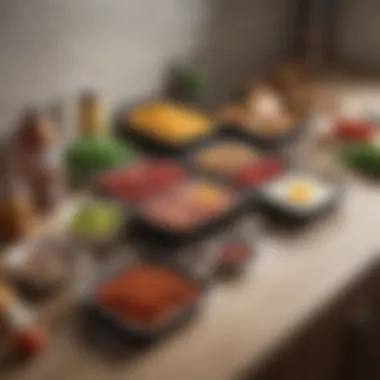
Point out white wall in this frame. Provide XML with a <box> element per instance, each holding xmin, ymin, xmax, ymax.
<box><xmin>0</xmin><ymin>0</ymin><xmax>293</xmax><ymax>131</ymax></box>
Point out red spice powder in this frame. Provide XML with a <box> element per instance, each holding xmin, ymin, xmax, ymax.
<box><xmin>96</xmin><ymin>265</ymin><xmax>198</xmax><ymax>325</ymax></box>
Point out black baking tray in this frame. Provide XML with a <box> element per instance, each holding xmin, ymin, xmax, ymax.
<box><xmin>258</xmin><ymin>178</ymin><xmax>344</xmax><ymax>225</ymax></box>
<box><xmin>130</xmin><ymin>183</ymin><xmax>252</xmax><ymax>247</ymax></box>
<box><xmin>219</xmin><ymin>117</ymin><xmax>308</xmax><ymax>151</ymax></box>
<box><xmin>81</xmin><ymin>259</ymin><xmax>205</xmax><ymax>346</ymax></box>
<box><xmin>114</xmin><ymin>99</ymin><xmax>217</xmax><ymax>156</ymax></box>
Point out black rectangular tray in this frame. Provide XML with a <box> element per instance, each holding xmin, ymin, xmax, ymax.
<box><xmin>219</xmin><ymin>118</ymin><xmax>308</xmax><ymax>151</ymax></box>
<box><xmin>130</xmin><ymin>186</ymin><xmax>252</xmax><ymax>247</ymax></box>
<box><xmin>81</xmin><ymin>259</ymin><xmax>205</xmax><ymax>346</ymax></box>
<box><xmin>114</xmin><ymin>100</ymin><xmax>217</xmax><ymax>156</ymax></box>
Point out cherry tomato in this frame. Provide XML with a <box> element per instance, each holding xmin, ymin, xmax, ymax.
<box><xmin>13</xmin><ymin>328</ymin><xmax>46</xmax><ymax>356</ymax></box>
<box><xmin>335</xmin><ymin>119</ymin><xmax>373</xmax><ymax>142</ymax></box>
<box><xmin>220</xmin><ymin>243</ymin><xmax>249</xmax><ymax>262</ymax></box>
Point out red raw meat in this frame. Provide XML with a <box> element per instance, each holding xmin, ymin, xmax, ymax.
<box><xmin>98</xmin><ymin>160</ymin><xmax>185</xmax><ymax>202</ymax></box>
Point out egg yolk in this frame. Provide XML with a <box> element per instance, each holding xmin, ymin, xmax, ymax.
<box><xmin>286</xmin><ymin>182</ymin><xmax>312</xmax><ymax>204</ymax></box>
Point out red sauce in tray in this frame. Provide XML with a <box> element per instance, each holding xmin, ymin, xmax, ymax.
<box><xmin>97</xmin><ymin>159</ymin><xmax>185</xmax><ymax>202</ymax></box>
<box><xmin>96</xmin><ymin>265</ymin><xmax>197</xmax><ymax>325</ymax></box>
<box><xmin>234</xmin><ymin>158</ymin><xmax>283</xmax><ymax>188</ymax></box>
<box><xmin>334</xmin><ymin>119</ymin><xmax>373</xmax><ymax>143</ymax></box>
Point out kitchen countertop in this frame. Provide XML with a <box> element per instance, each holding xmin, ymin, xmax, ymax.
<box><xmin>3</xmin><ymin>79</ymin><xmax>380</xmax><ymax>380</ymax></box>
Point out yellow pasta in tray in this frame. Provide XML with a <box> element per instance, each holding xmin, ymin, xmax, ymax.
<box><xmin>127</xmin><ymin>102</ymin><xmax>212</xmax><ymax>144</ymax></box>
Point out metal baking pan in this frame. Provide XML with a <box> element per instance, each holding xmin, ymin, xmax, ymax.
<box><xmin>81</xmin><ymin>258</ymin><xmax>206</xmax><ymax>345</ymax></box>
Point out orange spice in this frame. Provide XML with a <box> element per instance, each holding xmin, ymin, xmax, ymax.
<box><xmin>96</xmin><ymin>265</ymin><xmax>197</xmax><ymax>325</ymax></box>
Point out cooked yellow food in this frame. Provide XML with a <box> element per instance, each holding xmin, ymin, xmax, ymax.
<box><xmin>195</xmin><ymin>142</ymin><xmax>258</xmax><ymax>175</ymax></box>
<box><xmin>285</xmin><ymin>182</ymin><xmax>313</xmax><ymax>204</ymax></box>
<box><xmin>127</xmin><ymin>102</ymin><xmax>212</xmax><ymax>144</ymax></box>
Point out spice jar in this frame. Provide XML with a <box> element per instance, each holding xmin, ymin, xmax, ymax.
<box><xmin>78</xmin><ymin>91</ymin><xmax>105</xmax><ymax>136</ymax></box>
<box><xmin>0</xmin><ymin>146</ymin><xmax>33</xmax><ymax>243</ymax></box>
<box><xmin>16</xmin><ymin>110</ymin><xmax>63</xmax><ymax>215</ymax></box>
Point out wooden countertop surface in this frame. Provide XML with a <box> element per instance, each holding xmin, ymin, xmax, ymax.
<box><xmin>2</xmin><ymin>79</ymin><xmax>380</xmax><ymax>380</ymax></box>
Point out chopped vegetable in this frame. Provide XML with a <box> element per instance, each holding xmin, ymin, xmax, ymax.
<box><xmin>65</xmin><ymin>135</ymin><xmax>135</xmax><ymax>182</ymax></box>
<box><xmin>339</xmin><ymin>143</ymin><xmax>380</xmax><ymax>176</ymax></box>
<box><xmin>69</xmin><ymin>201</ymin><xmax>121</xmax><ymax>238</ymax></box>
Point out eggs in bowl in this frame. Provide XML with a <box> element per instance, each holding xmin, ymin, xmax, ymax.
<box><xmin>261</xmin><ymin>174</ymin><xmax>337</xmax><ymax>216</ymax></box>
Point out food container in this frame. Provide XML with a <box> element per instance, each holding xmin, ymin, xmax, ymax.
<box><xmin>6</xmin><ymin>237</ymin><xmax>74</xmax><ymax>300</ymax></box>
<box><xmin>132</xmin><ymin>178</ymin><xmax>249</xmax><ymax>246</ymax></box>
<box><xmin>95</xmin><ymin>158</ymin><xmax>186</xmax><ymax>204</ymax></box>
<box><xmin>81</xmin><ymin>259</ymin><xmax>204</xmax><ymax>344</ymax></box>
<box><xmin>117</xmin><ymin>100</ymin><xmax>215</xmax><ymax>155</ymax></box>
<box><xmin>258</xmin><ymin>171</ymin><xmax>342</xmax><ymax>224</ymax></box>
<box><xmin>67</xmin><ymin>198</ymin><xmax>129</xmax><ymax>252</ymax></box>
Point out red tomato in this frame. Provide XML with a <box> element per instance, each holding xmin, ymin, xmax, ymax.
<box><xmin>335</xmin><ymin>119</ymin><xmax>373</xmax><ymax>142</ymax></box>
<box><xmin>220</xmin><ymin>243</ymin><xmax>248</xmax><ymax>262</ymax></box>
<box><xmin>13</xmin><ymin>328</ymin><xmax>46</xmax><ymax>356</ymax></box>
<box><xmin>235</xmin><ymin>158</ymin><xmax>283</xmax><ymax>187</ymax></box>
